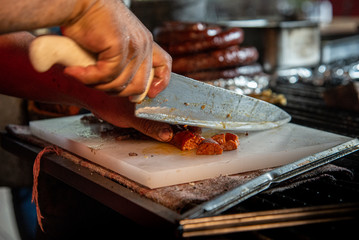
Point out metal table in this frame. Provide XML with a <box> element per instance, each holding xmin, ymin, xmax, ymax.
<box><xmin>2</xmin><ymin>80</ymin><xmax>359</xmax><ymax>239</ymax></box>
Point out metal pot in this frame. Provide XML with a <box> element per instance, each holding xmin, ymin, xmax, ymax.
<box><xmin>218</xmin><ymin>19</ymin><xmax>321</xmax><ymax>73</ymax></box>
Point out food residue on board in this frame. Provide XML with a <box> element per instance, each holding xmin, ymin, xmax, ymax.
<box><xmin>80</xmin><ymin>115</ymin><xmax>150</xmax><ymax>140</ymax></box>
<box><xmin>80</xmin><ymin>115</ymin><xmax>240</xmax><ymax>156</ymax></box>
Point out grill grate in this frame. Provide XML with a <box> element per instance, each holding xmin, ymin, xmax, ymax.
<box><xmin>209</xmin><ymin>81</ymin><xmax>359</xmax><ymax>238</ymax></box>
<box><xmin>274</xmin><ymin>82</ymin><xmax>359</xmax><ymax>137</ymax></box>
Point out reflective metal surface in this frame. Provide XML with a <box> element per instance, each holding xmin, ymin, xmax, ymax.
<box><xmin>135</xmin><ymin>73</ymin><xmax>291</xmax><ymax>131</ymax></box>
<box><xmin>182</xmin><ymin>138</ymin><xmax>359</xmax><ymax>219</ymax></box>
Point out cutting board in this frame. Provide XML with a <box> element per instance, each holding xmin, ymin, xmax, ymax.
<box><xmin>29</xmin><ymin>114</ymin><xmax>352</xmax><ymax>189</ymax></box>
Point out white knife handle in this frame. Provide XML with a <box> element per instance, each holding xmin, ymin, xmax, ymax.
<box><xmin>29</xmin><ymin>35</ymin><xmax>153</xmax><ymax>103</ymax></box>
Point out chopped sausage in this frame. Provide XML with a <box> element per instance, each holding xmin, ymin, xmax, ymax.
<box><xmin>170</xmin><ymin>130</ymin><xmax>204</xmax><ymax>151</ymax></box>
<box><xmin>211</xmin><ymin>133</ymin><xmax>226</xmax><ymax>145</ymax></box>
<box><xmin>211</xmin><ymin>133</ymin><xmax>240</xmax><ymax>151</ymax></box>
<box><xmin>196</xmin><ymin>138</ymin><xmax>223</xmax><ymax>155</ymax></box>
<box><xmin>224</xmin><ymin>132</ymin><xmax>239</xmax><ymax>144</ymax></box>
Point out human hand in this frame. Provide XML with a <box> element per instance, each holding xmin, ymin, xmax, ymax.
<box><xmin>86</xmin><ymin>93</ymin><xmax>173</xmax><ymax>142</ymax></box>
<box><xmin>0</xmin><ymin>31</ymin><xmax>172</xmax><ymax>142</ymax></box>
<box><xmin>61</xmin><ymin>0</ymin><xmax>171</xmax><ymax>98</ymax></box>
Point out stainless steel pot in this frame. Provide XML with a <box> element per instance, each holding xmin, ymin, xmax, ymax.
<box><xmin>218</xmin><ymin>19</ymin><xmax>321</xmax><ymax>73</ymax></box>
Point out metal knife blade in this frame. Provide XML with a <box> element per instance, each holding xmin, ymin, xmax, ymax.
<box><xmin>135</xmin><ymin>73</ymin><xmax>291</xmax><ymax>131</ymax></box>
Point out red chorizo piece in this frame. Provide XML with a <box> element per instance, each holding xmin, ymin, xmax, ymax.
<box><xmin>211</xmin><ymin>133</ymin><xmax>226</xmax><ymax>145</ymax></box>
<box><xmin>223</xmin><ymin>133</ymin><xmax>240</xmax><ymax>151</ymax></box>
<box><xmin>196</xmin><ymin>138</ymin><xmax>223</xmax><ymax>155</ymax></box>
<box><xmin>172</xmin><ymin>46</ymin><xmax>259</xmax><ymax>73</ymax></box>
<box><xmin>170</xmin><ymin>130</ymin><xmax>204</xmax><ymax>151</ymax></box>
<box><xmin>211</xmin><ymin>133</ymin><xmax>240</xmax><ymax>151</ymax></box>
<box><xmin>162</xmin><ymin>28</ymin><xmax>244</xmax><ymax>56</ymax></box>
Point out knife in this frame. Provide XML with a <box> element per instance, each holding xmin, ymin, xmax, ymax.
<box><xmin>29</xmin><ymin>35</ymin><xmax>291</xmax><ymax>131</ymax></box>
<box><xmin>136</xmin><ymin>72</ymin><xmax>290</xmax><ymax>131</ymax></box>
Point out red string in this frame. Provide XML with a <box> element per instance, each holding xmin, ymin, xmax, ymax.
<box><xmin>32</xmin><ymin>145</ymin><xmax>62</xmax><ymax>232</ymax></box>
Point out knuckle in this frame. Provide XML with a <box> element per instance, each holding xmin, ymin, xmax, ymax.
<box><xmin>138</xmin><ymin>118</ymin><xmax>153</xmax><ymax>135</ymax></box>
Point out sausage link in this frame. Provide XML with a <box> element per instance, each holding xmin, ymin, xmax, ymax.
<box><xmin>172</xmin><ymin>46</ymin><xmax>259</xmax><ymax>73</ymax></box>
<box><xmin>161</xmin><ymin>21</ymin><xmax>210</xmax><ymax>32</ymax></box>
<box><xmin>154</xmin><ymin>22</ymin><xmax>222</xmax><ymax>44</ymax></box>
<box><xmin>162</xmin><ymin>28</ymin><xmax>244</xmax><ymax>55</ymax></box>
<box><xmin>184</xmin><ymin>63</ymin><xmax>263</xmax><ymax>81</ymax></box>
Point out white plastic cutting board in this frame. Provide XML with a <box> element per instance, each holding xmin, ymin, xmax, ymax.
<box><xmin>30</xmin><ymin>114</ymin><xmax>352</xmax><ymax>189</ymax></box>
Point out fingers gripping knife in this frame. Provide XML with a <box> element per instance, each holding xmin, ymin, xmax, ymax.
<box><xmin>29</xmin><ymin>35</ymin><xmax>153</xmax><ymax>103</ymax></box>
<box><xmin>29</xmin><ymin>35</ymin><xmax>291</xmax><ymax>131</ymax></box>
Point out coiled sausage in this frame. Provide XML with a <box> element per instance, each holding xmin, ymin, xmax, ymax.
<box><xmin>154</xmin><ymin>22</ymin><xmax>222</xmax><ymax>44</ymax></box>
<box><xmin>162</xmin><ymin>28</ymin><xmax>244</xmax><ymax>55</ymax></box>
<box><xmin>184</xmin><ymin>63</ymin><xmax>263</xmax><ymax>81</ymax></box>
<box><xmin>172</xmin><ymin>46</ymin><xmax>259</xmax><ymax>73</ymax></box>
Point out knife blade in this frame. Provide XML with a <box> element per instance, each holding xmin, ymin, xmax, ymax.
<box><xmin>135</xmin><ymin>73</ymin><xmax>291</xmax><ymax>131</ymax></box>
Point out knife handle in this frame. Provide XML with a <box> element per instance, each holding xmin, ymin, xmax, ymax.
<box><xmin>29</xmin><ymin>35</ymin><xmax>153</xmax><ymax>103</ymax></box>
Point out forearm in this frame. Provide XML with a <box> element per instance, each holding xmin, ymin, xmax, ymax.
<box><xmin>0</xmin><ymin>32</ymin><xmax>173</xmax><ymax>141</ymax></box>
<box><xmin>0</xmin><ymin>0</ymin><xmax>96</xmax><ymax>34</ymax></box>
<box><xmin>0</xmin><ymin>32</ymin><xmax>97</xmax><ymax>109</ymax></box>
<box><xmin>1</xmin><ymin>0</ymin><xmax>171</xmax><ymax>99</ymax></box>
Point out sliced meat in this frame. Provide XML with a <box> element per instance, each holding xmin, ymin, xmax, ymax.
<box><xmin>211</xmin><ymin>133</ymin><xmax>240</xmax><ymax>151</ymax></box>
<box><xmin>170</xmin><ymin>130</ymin><xmax>204</xmax><ymax>151</ymax></box>
<box><xmin>196</xmin><ymin>138</ymin><xmax>223</xmax><ymax>155</ymax></box>
<box><xmin>211</xmin><ymin>133</ymin><xmax>226</xmax><ymax>145</ymax></box>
